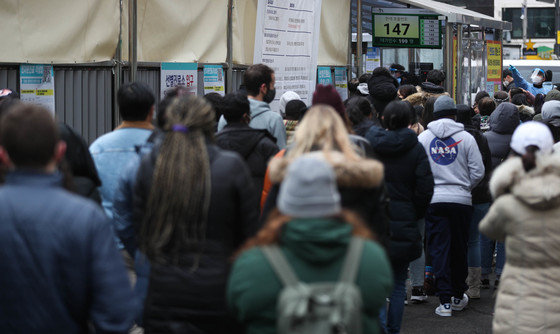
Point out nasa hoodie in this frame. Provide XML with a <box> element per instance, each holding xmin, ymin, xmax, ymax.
<box><xmin>418</xmin><ymin>118</ymin><xmax>484</xmax><ymax>206</ymax></box>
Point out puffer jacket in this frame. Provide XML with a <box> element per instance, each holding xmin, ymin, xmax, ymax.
<box><xmin>365</xmin><ymin>127</ymin><xmax>434</xmax><ymax>264</ymax></box>
<box><xmin>133</xmin><ymin>142</ymin><xmax>260</xmax><ymax>333</ymax></box>
<box><xmin>484</xmin><ymin>103</ymin><xmax>520</xmax><ymax>169</ymax></box>
<box><xmin>264</xmin><ymin>151</ymin><xmax>390</xmax><ymax>249</ymax></box>
<box><xmin>216</xmin><ymin>123</ymin><xmax>279</xmax><ymax>195</ymax></box>
<box><xmin>480</xmin><ymin>154</ymin><xmax>560</xmax><ymax>334</ymax></box>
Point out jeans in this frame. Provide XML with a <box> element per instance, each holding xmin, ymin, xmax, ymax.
<box><xmin>425</xmin><ymin>203</ymin><xmax>473</xmax><ymax>304</ymax></box>
<box><xmin>379</xmin><ymin>262</ymin><xmax>408</xmax><ymax>334</ymax></box>
<box><xmin>480</xmin><ymin>235</ymin><xmax>505</xmax><ymax>277</ymax></box>
<box><xmin>468</xmin><ymin>203</ymin><xmax>490</xmax><ymax>267</ymax></box>
<box><xmin>409</xmin><ymin>219</ymin><xmax>425</xmax><ymax>287</ymax></box>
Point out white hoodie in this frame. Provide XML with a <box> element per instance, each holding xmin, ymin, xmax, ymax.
<box><xmin>418</xmin><ymin>118</ymin><xmax>484</xmax><ymax>206</ymax></box>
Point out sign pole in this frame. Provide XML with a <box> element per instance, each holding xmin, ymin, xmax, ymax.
<box><xmin>556</xmin><ymin>0</ymin><xmax>560</xmax><ymax>56</ymax></box>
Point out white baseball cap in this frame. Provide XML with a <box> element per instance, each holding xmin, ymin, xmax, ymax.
<box><xmin>510</xmin><ymin>121</ymin><xmax>554</xmax><ymax>155</ymax></box>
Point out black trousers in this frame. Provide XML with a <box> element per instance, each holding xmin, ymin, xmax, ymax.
<box><xmin>425</xmin><ymin>202</ymin><xmax>473</xmax><ymax>304</ymax></box>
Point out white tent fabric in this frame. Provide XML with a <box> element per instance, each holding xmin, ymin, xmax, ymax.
<box><xmin>0</xmin><ymin>0</ymin><xmax>120</xmax><ymax>63</ymax></box>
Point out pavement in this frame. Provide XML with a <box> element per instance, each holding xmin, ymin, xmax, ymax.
<box><xmin>400</xmin><ymin>281</ymin><xmax>498</xmax><ymax>334</ymax></box>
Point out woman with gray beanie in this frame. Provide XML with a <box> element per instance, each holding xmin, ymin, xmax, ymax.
<box><xmin>228</xmin><ymin>154</ymin><xmax>393</xmax><ymax>334</ymax></box>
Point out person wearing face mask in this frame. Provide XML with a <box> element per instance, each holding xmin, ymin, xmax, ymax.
<box><xmin>509</xmin><ymin>65</ymin><xmax>552</xmax><ymax>96</ymax></box>
<box><xmin>502</xmin><ymin>69</ymin><xmax>515</xmax><ymax>93</ymax></box>
<box><xmin>217</xmin><ymin>64</ymin><xmax>287</xmax><ymax>149</ymax></box>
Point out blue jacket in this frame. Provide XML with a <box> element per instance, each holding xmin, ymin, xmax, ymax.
<box><xmin>217</xmin><ymin>98</ymin><xmax>287</xmax><ymax>149</ymax></box>
<box><xmin>0</xmin><ymin>171</ymin><xmax>136</xmax><ymax>333</ymax></box>
<box><xmin>510</xmin><ymin>66</ymin><xmax>552</xmax><ymax>96</ymax></box>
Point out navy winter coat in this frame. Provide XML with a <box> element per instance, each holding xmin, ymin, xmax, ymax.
<box><xmin>0</xmin><ymin>171</ymin><xmax>136</xmax><ymax>333</ymax></box>
<box><xmin>366</xmin><ymin>127</ymin><xmax>434</xmax><ymax>264</ymax></box>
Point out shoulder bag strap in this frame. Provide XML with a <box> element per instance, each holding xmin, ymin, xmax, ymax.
<box><xmin>339</xmin><ymin>237</ymin><xmax>365</xmax><ymax>283</ymax></box>
<box><xmin>261</xmin><ymin>245</ymin><xmax>300</xmax><ymax>287</ymax></box>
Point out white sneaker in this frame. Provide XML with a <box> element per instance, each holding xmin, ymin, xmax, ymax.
<box><xmin>452</xmin><ymin>293</ymin><xmax>469</xmax><ymax>311</ymax></box>
<box><xmin>435</xmin><ymin>303</ymin><xmax>452</xmax><ymax>317</ymax></box>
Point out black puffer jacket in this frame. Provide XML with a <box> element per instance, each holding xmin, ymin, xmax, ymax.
<box><xmin>263</xmin><ymin>151</ymin><xmax>390</xmax><ymax>249</ymax></box>
<box><xmin>133</xmin><ymin>142</ymin><xmax>260</xmax><ymax>334</ymax></box>
<box><xmin>216</xmin><ymin>123</ymin><xmax>279</xmax><ymax>195</ymax></box>
<box><xmin>457</xmin><ymin>105</ymin><xmax>493</xmax><ymax>204</ymax></box>
<box><xmin>484</xmin><ymin>102</ymin><xmax>520</xmax><ymax>170</ymax></box>
<box><xmin>365</xmin><ymin>126</ymin><xmax>434</xmax><ymax>264</ymax></box>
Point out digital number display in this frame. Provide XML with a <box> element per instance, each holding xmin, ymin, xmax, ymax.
<box><xmin>372</xmin><ymin>13</ymin><xmax>441</xmax><ymax>49</ymax></box>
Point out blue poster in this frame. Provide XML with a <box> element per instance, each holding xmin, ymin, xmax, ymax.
<box><xmin>317</xmin><ymin>66</ymin><xmax>332</xmax><ymax>85</ymax></box>
<box><xmin>203</xmin><ymin>65</ymin><xmax>225</xmax><ymax>96</ymax></box>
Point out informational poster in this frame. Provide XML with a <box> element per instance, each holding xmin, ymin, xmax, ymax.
<box><xmin>160</xmin><ymin>62</ymin><xmax>198</xmax><ymax>98</ymax></box>
<box><xmin>203</xmin><ymin>65</ymin><xmax>225</xmax><ymax>96</ymax></box>
<box><xmin>334</xmin><ymin>67</ymin><xmax>348</xmax><ymax>101</ymax></box>
<box><xmin>487</xmin><ymin>41</ymin><xmax>502</xmax><ymax>96</ymax></box>
<box><xmin>20</xmin><ymin>64</ymin><xmax>55</xmax><ymax>115</ymax></box>
<box><xmin>317</xmin><ymin>67</ymin><xmax>332</xmax><ymax>85</ymax></box>
<box><xmin>254</xmin><ymin>0</ymin><xmax>322</xmax><ymax>109</ymax></box>
<box><xmin>372</xmin><ymin>8</ymin><xmax>441</xmax><ymax>49</ymax></box>
<box><xmin>366</xmin><ymin>47</ymin><xmax>381</xmax><ymax>73</ymax></box>
<box><xmin>452</xmin><ymin>37</ymin><xmax>457</xmax><ymax>100</ymax></box>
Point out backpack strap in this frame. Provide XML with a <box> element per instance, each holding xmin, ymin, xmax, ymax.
<box><xmin>261</xmin><ymin>245</ymin><xmax>300</xmax><ymax>287</ymax></box>
<box><xmin>339</xmin><ymin>237</ymin><xmax>365</xmax><ymax>283</ymax></box>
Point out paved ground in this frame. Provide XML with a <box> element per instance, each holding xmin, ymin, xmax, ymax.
<box><xmin>401</xmin><ymin>282</ymin><xmax>498</xmax><ymax>334</ymax></box>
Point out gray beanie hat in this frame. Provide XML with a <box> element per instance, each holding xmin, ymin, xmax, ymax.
<box><xmin>433</xmin><ymin>95</ymin><xmax>457</xmax><ymax>119</ymax></box>
<box><xmin>277</xmin><ymin>154</ymin><xmax>341</xmax><ymax>218</ymax></box>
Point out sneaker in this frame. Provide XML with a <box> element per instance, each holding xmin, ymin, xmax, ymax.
<box><xmin>481</xmin><ymin>278</ymin><xmax>490</xmax><ymax>289</ymax></box>
<box><xmin>452</xmin><ymin>293</ymin><xmax>469</xmax><ymax>311</ymax></box>
<box><xmin>435</xmin><ymin>303</ymin><xmax>452</xmax><ymax>317</ymax></box>
<box><xmin>410</xmin><ymin>287</ymin><xmax>428</xmax><ymax>303</ymax></box>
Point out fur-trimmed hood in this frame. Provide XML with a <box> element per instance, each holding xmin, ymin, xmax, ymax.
<box><xmin>268</xmin><ymin>151</ymin><xmax>384</xmax><ymax>189</ymax></box>
<box><xmin>490</xmin><ymin>154</ymin><xmax>560</xmax><ymax>209</ymax></box>
<box><xmin>404</xmin><ymin>92</ymin><xmax>423</xmax><ymax>107</ymax></box>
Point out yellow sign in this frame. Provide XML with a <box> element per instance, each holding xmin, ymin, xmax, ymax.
<box><xmin>525</xmin><ymin>39</ymin><xmax>535</xmax><ymax>51</ymax></box>
<box><xmin>487</xmin><ymin>41</ymin><xmax>502</xmax><ymax>81</ymax></box>
<box><xmin>374</xmin><ymin>15</ymin><xmax>419</xmax><ymax>39</ymax></box>
<box><xmin>557</xmin><ymin>31</ymin><xmax>560</xmax><ymax>45</ymax></box>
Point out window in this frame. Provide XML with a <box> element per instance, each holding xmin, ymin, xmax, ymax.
<box><xmin>502</xmin><ymin>8</ymin><xmax>555</xmax><ymax>39</ymax></box>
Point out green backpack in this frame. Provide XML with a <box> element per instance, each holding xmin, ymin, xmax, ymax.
<box><xmin>260</xmin><ymin>237</ymin><xmax>364</xmax><ymax>334</ymax></box>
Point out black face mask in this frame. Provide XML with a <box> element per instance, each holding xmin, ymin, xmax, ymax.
<box><xmin>263</xmin><ymin>87</ymin><xmax>276</xmax><ymax>103</ymax></box>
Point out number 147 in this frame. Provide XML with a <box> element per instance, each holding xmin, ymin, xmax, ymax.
<box><xmin>384</xmin><ymin>23</ymin><xmax>410</xmax><ymax>35</ymax></box>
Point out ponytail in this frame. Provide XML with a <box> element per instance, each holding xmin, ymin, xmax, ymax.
<box><xmin>521</xmin><ymin>145</ymin><xmax>539</xmax><ymax>172</ymax></box>
<box><xmin>139</xmin><ymin>95</ymin><xmax>215</xmax><ymax>266</ymax></box>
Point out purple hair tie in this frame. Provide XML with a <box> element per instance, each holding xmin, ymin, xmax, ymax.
<box><xmin>172</xmin><ymin>124</ymin><xmax>189</xmax><ymax>134</ymax></box>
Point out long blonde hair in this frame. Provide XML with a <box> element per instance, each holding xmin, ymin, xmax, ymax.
<box><xmin>138</xmin><ymin>95</ymin><xmax>215</xmax><ymax>265</ymax></box>
<box><xmin>287</xmin><ymin>104</ymin><xmax>361</xmax><ymax>162</ymax></box>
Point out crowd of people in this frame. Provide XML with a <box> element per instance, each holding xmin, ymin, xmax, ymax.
<box><xmin>1</xmin><ymin>62</ymin><xmax>560</xmax><ymax>334</ymax></box>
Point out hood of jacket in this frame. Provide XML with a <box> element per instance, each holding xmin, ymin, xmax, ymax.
<box><xmin>541</xmin><ymin>100</ymin><xmax>560</xmax><ymax>119</ymax></box>
<box><xmin>419</xmin><ymin>82</ymin><xmax>445</xmax><ymax>94</ymax></box>
<box><xmin>249</xmin><ymin>98</ymin><xmax>271</xmax><ymax>119</ymax></box>
<box><xmin>281</xmin><ymin>218</ymin><xmax>354</xmax><ymax>264</ymax></box>
<box><xmin>404</xmin><ymin>92</ymin><xmax>423</xmax><ymax>106</ymax></box>
<box><xmin>427</xmin><ymin>118</ymin><xmax>465</xmax><ymax>139</ymax></box>
<box><xmin>488</xmin><ymin>102</ymin><xmax>520</xmax><ymax>135</ymax></box>
<box><xmin>268</xmin><ymin>151</ymin><xmax>384</xmax><ymax>188</ymax></box>
<box><xmin>490</xmin><ymin>154</ymin><xmax>560</xmax><ymax>210</ymax></box>
<box><xmin>367</xmin><ymin>73</ymin><xmax>398</xmax><ymax>102</ymax></box>
<box><xmin>216</xmin><ymin>123</ymin><xmax>274</xmax><ymax>158</ymax></box>
<box><xmin>366</xmin><ymin>127</ymin><xmax>418</xmax><ymax>156</ymax></box>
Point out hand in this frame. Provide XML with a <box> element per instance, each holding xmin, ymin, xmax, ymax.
<box><xmin>509</xmin><ymin>64</ymin><xmax>515</xmax><ymax>71</ymax></box>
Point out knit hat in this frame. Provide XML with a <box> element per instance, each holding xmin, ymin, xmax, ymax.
<box><xmin>312</xmin><ymin>84</ymin><xmax>346</xmax><ymax>121</ymax></box>
<box><xmin>277</xmin><ymin>154</ymin><xmax>341</xmax><ymax>218</ymax></box>
<box><xmin>278</xmin><ymin>91</ymin><xmax>301</xmax><ymax>117</ymax></box>
<box><xmin>433</xmin><ymin>95</ymin><xmax>457</xmax><ymax>119</ymax></box>
<box><xmin>541</xmin><ymin>100</ymin><xmax>560</xmax><ymax>119</ymax></box>
<box><xmin>510</xmin><ymin>121</ymin><xmax>554</xmax><ymax>155</ymax></box>
<box><xmin>544</xmin><ymin>89</ymin><xmax>560</xmax><ymax>102</ymax></box>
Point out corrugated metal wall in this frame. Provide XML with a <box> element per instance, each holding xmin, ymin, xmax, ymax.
<box><xmin>1</xmin><ymin>65</ymin><xmax>245</xmax><ymax>144</ymax></box>
<box><xmin>54</xmin><ymin>68</ymin><xmax>113</xmax><ymax>144</ymax></box>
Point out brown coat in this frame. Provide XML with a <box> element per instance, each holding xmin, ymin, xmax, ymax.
<box><xmin>480</xmin><ymin>154</ymin><xmax>560</xmax><ymax>334</ymax></box>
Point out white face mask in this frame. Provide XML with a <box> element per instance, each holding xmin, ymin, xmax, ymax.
<box><xmin>531</xmin><ymin>69</ymin><xmax>544</xmax><ymax>84</ymax></box>
<box><xmin>503</xmin><ymin>80</ymin><xmax>510</xmax><ymax>87</ymax></box>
